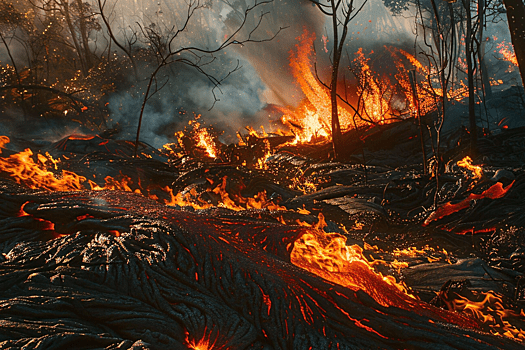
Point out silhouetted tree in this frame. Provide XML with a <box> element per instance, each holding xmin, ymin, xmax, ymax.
<box><xmin>308</xmin><ymin>0</ymin><xmax>368</xmax><ymax>160</ymax></box>
<box><xmin>503</xmin><ymin>0</ymin><xmax>525</xmax><ymax>89</ymax></box>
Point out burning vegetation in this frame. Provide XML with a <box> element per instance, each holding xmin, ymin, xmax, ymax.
<box><xmin>2</xmin><ymin>0</ymin><xmax>525</xmax><ymax>349</ymax></box>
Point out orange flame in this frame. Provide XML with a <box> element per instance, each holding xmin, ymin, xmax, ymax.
<box><xmin>291</xmin><ymin>214</ymin><xmax>414</xmax><ymax>304</ymax></box>
<box><xmin>278</xmin><ymin>30</ymin><xmax>353</xmax><ymax>144</ymax></box>
<box><xmin>390</xmin><ymin>47</ymin><xmax>469</xmax><ymax>109</ymax></box>
<box><xmin>290</xmin><ymin>214</ymin><xmax>480</xmax><ymax>330</ymax></box>
<box><xmin>0</xmin><ymin>136</ymin><xmax>86</xmax><ymax>191</ymax></box>
<box><xmin>0</xmin><ymin>137</ymin><xmax>285</xmax><ymax>212</ymax></box>
<box><xmin>353</xmin><ymin>48</ymin><xmax>391</xmax><ymax>123</ymax></box>
<box><xmin>0</xmin><ymin>135</ymin><xmax>10</xmax><ymax>150</ymax></box>
<box><xmin>173</xmin><ymin>116</ymin><xmax>219</xmax><ymax>159</ymax></box>
<box><xmin>457</xmin><ymin>156</ymin><xmax>483</xmax><ymax>180</ymax></box>
<box><xmin>164</xmin><ymin>176</ymin><xmax>286</xmax><ymax>211</ymax></box>
<box><xmin>441</xmin><ymin>290</ymin><xmax>525</xmax><ymax>341</ymax></box>
<box><xmin>195</xmin><ymin>126</ymin><xmax>217</xmax><ymax>159</ymax></box>
<box><xmin>278</xmin><ymin>30</ymin><xmax>473</xmax><ymax>146</ymax></box>
<box><xmin>292</xmin><ymin>216</ymin><xmax>525</xmax><ymax>340</ymax></box>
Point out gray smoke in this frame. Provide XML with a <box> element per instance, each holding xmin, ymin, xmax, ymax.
<box><xmin>100</xmin><ymin>0</ymin><xmax>325</xmax><ymax>147</ymax></box>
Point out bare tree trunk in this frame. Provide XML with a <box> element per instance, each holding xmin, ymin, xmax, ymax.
<box><xmin>0</xmin><ymin>33</ymin><xmax>21</xmax><ymax>85</ymax></box>
<box><xmin>503</xmin><ymin>0</ymin><xmax>525</xmax><ymax>89</ymax></box>
<box><xmin>97</xmin><ymin>0</ymin><xmax>138</xmax><ymax>79</ymax></box>
<box><xmin>329</xmin><ymin>0</ymin><xmax>342</xmax><ymax>159</ymax></box>
<box><xmin>75</xmin><ymin>0</ymin><xmax>93</xmax><ymax>71</ymax></box>
<box><xmin>464</xmin><ymin>0</ymin><xmax>477</xmax><ymax>154</ymax></box>
<box><xmin>409</xmin><ymin>70</ymin><xmax>427</xmax><ymax>174</ymax></box>
<box><xmin>62</xmin><ymin>0</ymin><xmax>88</xmax><ymax>76</ymax></box>
<box><xmin>478</xmin><ymin>0</ymin><xmax>492</xmax><ymax>100</ymax></box>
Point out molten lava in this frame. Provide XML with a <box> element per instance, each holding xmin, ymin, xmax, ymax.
<box><xmin>424</xmin><ymin>181</ymin><xmax>514</xmax><ymax>226</ymax></box>
<box><xmin>439</xmin><ymin>290</ymin><xmax>525</xmax><ymax>341</ymax></box>
<box><xmin>290</xmin><ymin>214</ymin><xmax>480</xmax><ymax>330</ymax></box>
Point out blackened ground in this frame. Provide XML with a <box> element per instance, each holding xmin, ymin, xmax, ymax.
<box><xmin>0</xmin><ymin>183</ymin><xmax>522</xmax><ymax>350</ymax></box>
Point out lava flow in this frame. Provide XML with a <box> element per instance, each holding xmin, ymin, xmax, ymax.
<box><xmin>0</xmin><ymin>133</ymin><xmax>524</xmax><ymax>347</ymax></box>
<box><xmin>290</xmin><ymin>214</ymin><xmax>480</xmax><ymax>330</ymax></box>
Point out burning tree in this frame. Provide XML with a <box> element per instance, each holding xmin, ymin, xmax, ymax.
<box><xmin>503</xmin><ymin>0</ymin><xmax>525</xmax><ymax>89</ymax></box>
<box><xmin>308</xmin><ymin>0</ymin><xmax>368</xmax><ymax>159</ymax></box>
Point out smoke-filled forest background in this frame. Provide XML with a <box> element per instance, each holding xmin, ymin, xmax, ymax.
<box><xmin>0</xmin><ymin>0</ymin><xmax>522</xmax><ymax>148</ymax></box>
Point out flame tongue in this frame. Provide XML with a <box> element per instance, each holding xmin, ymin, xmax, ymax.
<box><xmin>0</xmin><ymin>137</ymin><xmax>86</xmax><ymax>191</ymax></box>
<box><xmin>290</xmin><ymin>215</ymin><xmax>480</xmax><ymax>330</ymax></box>
<box><xmin>278</xmin><ymin>30</ymin><xmax>353</xmax><ymax>144</ymax></box>
<box><xmin>457</xmin><ymin>156</ymin><xmax>483</xmax><ymax>180</ymax></box>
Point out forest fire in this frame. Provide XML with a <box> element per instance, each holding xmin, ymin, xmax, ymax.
<box><xmin>275</xmin><ymin>30</ymin><xmax>475</xmax><ymax>147</ymax></box>
<box><xmin>277</xmin><ymin>30</ymin><xmax>345</xmax><ymax>144</ymax></box>
<box><xmin>276</xmin><ymin>30</ymin><xmax>407</xmax><ymax>144</ymax></box>
<box><xmin>2</xmin><ymin>0</ymin><xmax>525</xmax><ymax>348</ymax></box>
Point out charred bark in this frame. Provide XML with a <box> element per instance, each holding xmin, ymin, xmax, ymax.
<box><xmin>464</xmin><ymin>0</ymin><xmax>477</xmax><ymax>154</ymax></box>
<box><xmin>503</xmin><ymin>0</ymin><xmax>525</xmax><ymax>89</ymax></box>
